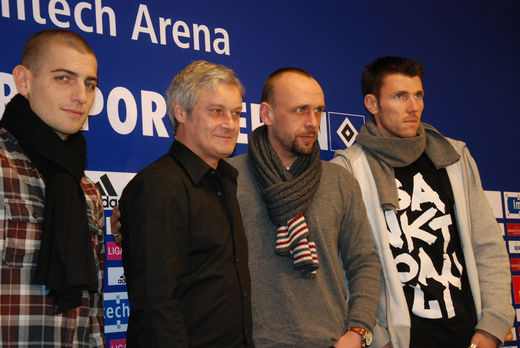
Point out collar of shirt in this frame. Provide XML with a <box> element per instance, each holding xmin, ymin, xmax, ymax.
<box><xmin>168</xmin><ymin>140</ymin><xmax>238</xmax><ymax>185</ymax></box>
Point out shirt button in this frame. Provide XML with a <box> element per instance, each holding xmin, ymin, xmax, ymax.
<box><xmin>217</xmin><ymin>191</ymin><xmax>222</xmax><ymax>197</ymax></box>
<box><xmin>243</xmin><ymin>292</ymin><xmax>247</xmax><ymax>297</ymax></box>
<box><xmin>235</xmin><ymin>257</ymin><xmax>240</xmax><ymax>263</ymax></box>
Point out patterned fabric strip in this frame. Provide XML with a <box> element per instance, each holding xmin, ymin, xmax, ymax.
<box><xmin>275</xmin><ymin>214</ymin><xmax>319</xmax><ymax>275</ymax></box>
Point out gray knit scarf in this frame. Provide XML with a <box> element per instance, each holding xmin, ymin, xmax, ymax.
<box><xmin>248</xmin><ymin>125</ymin><xmax>322</xmax><ymax>277</ymax></box>
<box><xmin>355</xmin><ymin>117</ymin><xmax>460</xmax><ymax>211</ymax></box>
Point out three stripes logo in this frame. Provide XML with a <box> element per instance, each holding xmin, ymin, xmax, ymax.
<box><xmin>86</xmin><ymin>170</ymin><xmax>135</xmax><ymax>211</ymax></box>
<box><xmin>95</xmin><ymin>174</ymin><xmax>119</xmax><ymax>209</ymax></box>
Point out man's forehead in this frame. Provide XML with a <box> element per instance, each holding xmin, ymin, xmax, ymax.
<box><xmin>381</xmin><ymin>73</ymin><xmax>423</xmax><ymax>89</ymax></box>
<box><xmin>37</xmin><ymin>41</ymin><xmax>97</xmax><ymax>70</ymax></box>
<box><xmin>272</xmin><ymin>72</ymin><xmax>324</xmax><ymax>104</ymax></box>
<box><xmin>273</xmin><ymin>71</ymin><xmax>315</xmax><ymax>86</ymax></box>
<box><xmin>195</xmin><ymin>82</ymin><xmax>242</xmax><ymax>104</ymax></box>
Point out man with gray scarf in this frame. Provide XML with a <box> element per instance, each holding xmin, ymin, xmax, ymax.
<box><xmin>228</xmin><ymin>67</ymin><xmax>381</xmax><ymax>348</ymax></box>
<box><xmin>332</xmin><ymin>57</ymin><xmax>514</xmax><ymax>348</ymax></box>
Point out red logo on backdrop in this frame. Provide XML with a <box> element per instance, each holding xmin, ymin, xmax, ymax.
<box><xmin>110</xmin><ymin>339</ymin><xmax>126</xmax><ymax>348</ymax></box>
<box><xmin>510</xmin><ymin>259</ymin><xmax>520</xmax><ymax>272</ymax></box>
<box><xmin>508</xmin><ymin>223</ymin><xmax>520</xmax><ymax>236</ymax></box>
<box><xmin>512</xmin><ymin>276</ymin><xmax>520</xmax><ymax>304</ymax></box>
<box><xmin>107</xmin><ymin>242</ymin><xmax>122</xmax><ymax>260</ymax></box>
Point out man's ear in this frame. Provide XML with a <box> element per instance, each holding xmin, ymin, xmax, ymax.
<box><xmin>12</xmin><ymin>65</ymin><xmax>31</xmax><ymax>98</ymax></box>
<box><xmin>259</xmin><ymin>101</ymin><xmax>273</xmax><ymax>126</ymax></box>
<box><xmin>364</xmin><ymin>94</ymin><xmax>379</xmax><ymax>116</ymax></box>
<box><xmin>173</xmin><ymin>102</ymin><xmax>187</xmax><ymax>124</ymax></box>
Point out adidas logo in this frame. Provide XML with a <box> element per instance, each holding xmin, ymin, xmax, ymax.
<box><xmin>107</xmin><ymin>267</ymin><xmax>126</xmax><ymax>286</ymax></box>
<box><xmin>95</xmin><ymin>174</ymin><xmax>119</xmax><ymax>209</ymax></box>
<box><xmin>86</xmin><ymin>170</ymin><xmax>136</xmax><ymax>211</ymax></box>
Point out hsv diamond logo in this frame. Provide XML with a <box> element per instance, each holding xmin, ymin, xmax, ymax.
<box><xmin>336</xmin><ymin>117</ymin><xmax>357</xmax><ymax>147</ymax></box>
<box><xmin>504</xmin><ymin>192</ymin><xmax>520</xmax><ymax>219</ymax></box>
<box><xmin>104</xmin><ymin>292</ymin><xmax>130</xmax><ymax>333</ymax></box>
<box><xmin>327</xmin><ymin>112</ymin><xmax>365</xmax><ymax>151</ymax></box>
<box><xmin>85</xmin><ymin>171</ymin><xmax>136</xmax><ymax>211</ymax></box>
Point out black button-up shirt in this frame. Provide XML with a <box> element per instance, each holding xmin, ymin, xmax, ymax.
<box><xmin>120</xmin><ymin>141</ymin><xmax>253</xmax><ymax>347</ymax></box>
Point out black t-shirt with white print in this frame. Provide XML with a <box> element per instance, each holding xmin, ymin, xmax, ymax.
<box><xmin>388</xmin><ymin>152</ymin><xmax>477</xmax><ymax>348</ymax></box>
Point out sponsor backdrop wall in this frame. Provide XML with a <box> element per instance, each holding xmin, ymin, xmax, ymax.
<box><xmin>1</xmin><ymin>0</ymin><xmax>519</xmax><ymax>346</ymax></box>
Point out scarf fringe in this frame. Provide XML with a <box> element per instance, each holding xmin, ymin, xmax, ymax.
<box><xmin>275</xmin><ymin>214</ymin><xmax>319</xmax><ymax>276</ymax></box>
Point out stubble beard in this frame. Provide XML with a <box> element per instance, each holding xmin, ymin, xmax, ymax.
<box><xmin>290</xmin><ymin>136</ymin><xmax>316</xmax><ymax>157</ymax></box>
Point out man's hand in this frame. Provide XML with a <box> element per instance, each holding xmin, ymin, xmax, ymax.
<box><xmin>110</xmin><ymin>204</ymin><xmax>122</xmax><ymax>245</ymax></box>
<box><xmin>469</xmin><ymin>330</ymin><xmax>500</xmax><ymax>348</ymax></box>
<box><xmin>333</xmin><ymin>330</ymin><xmax>363</xmax><ymax>348</ymax></box>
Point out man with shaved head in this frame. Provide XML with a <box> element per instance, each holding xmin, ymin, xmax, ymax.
<box><xmin>0</xmin><ymin>29</ymin><xmax>105</xmax><ymax>346</ymax></box>
<box><xmin>229</xmin><ymin>68</ymin><xmax>381</xmax><ymax>348</ymax></box>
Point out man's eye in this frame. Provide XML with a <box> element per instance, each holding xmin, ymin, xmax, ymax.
<box><xmin>296</xmin><ymin>107</ymin><xmax>305</xmax><ymax>113</ymax></box>
<box><xmin>85</xmin><ymin>82</ymin><xmax>97</xmax><ymax>90</ymax></box>
<box><xmin>56</xmin><ymin>75</ymin><xmax>69</xmax><ymax>82</ymax></box>
<box><xmin>394</xmin><ymin>94</ymin><xmax>403</xmax><ymax>100</ymax></box>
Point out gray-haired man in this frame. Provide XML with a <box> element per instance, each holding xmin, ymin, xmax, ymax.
<box><xmin>119</xmin><ymin>60</ymin><xmax>253</xmax><ymax>347</ymax></box>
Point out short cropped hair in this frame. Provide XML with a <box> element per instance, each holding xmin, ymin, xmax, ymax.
<box><xmin>21</xmin><ymin>29</ymin><xmax>96</xmax><ymax>74</ymax></box>
<box><xmin>361</xmin><ymin>56</ymin><xmax>424</xmax><ymax>98</ymax></box>
<box><xmin>166</xmin><ymin>60</ymin><xmax>245</xmax><ymax>134</ymax></box>
<box><xmin>260</xmin><ymin>67</ymin><xmax>312</xmax><ymax>104</ymax></box>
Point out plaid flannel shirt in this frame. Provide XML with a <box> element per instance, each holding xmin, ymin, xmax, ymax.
<box><xmin>0</xmin><ymin>128</ymin><xmax>106</xmax><ymax>347</ymax></box>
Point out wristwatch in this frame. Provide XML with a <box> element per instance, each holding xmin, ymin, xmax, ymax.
<box><xmin>348</xmin><ymin>327</ymin><xmax>373</xmax><ymax>347</ymax></box>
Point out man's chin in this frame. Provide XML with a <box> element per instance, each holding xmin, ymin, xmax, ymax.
<box><xmin>219</xmin><ymin>148</ymin><xmax>236</xmax><ymax>159</ymax></box>
<box><xmin>291</xmin><ymin>144</ymin><xmax>314</xmax><ymax>157</ymax></box>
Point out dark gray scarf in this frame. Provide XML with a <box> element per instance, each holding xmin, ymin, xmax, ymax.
<box><xmin>248</xmin><ymin>125</ymin><xmax>322</xmax><ymax>276</ymax></box>
<box><xmin>355</xmin><ymin>117</ymin><xmax>460</xmax><ymax>211</ymax></box>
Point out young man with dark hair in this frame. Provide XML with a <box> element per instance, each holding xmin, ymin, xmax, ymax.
<box><xmin>333</xmin><ymin>56</ymin><xmax>514</xmax><ymax>348</ymax></box>
<box><xmin>0</xmin><ymin>29</ymin><xmax>105</xmax><ymax>347</ymax></box>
